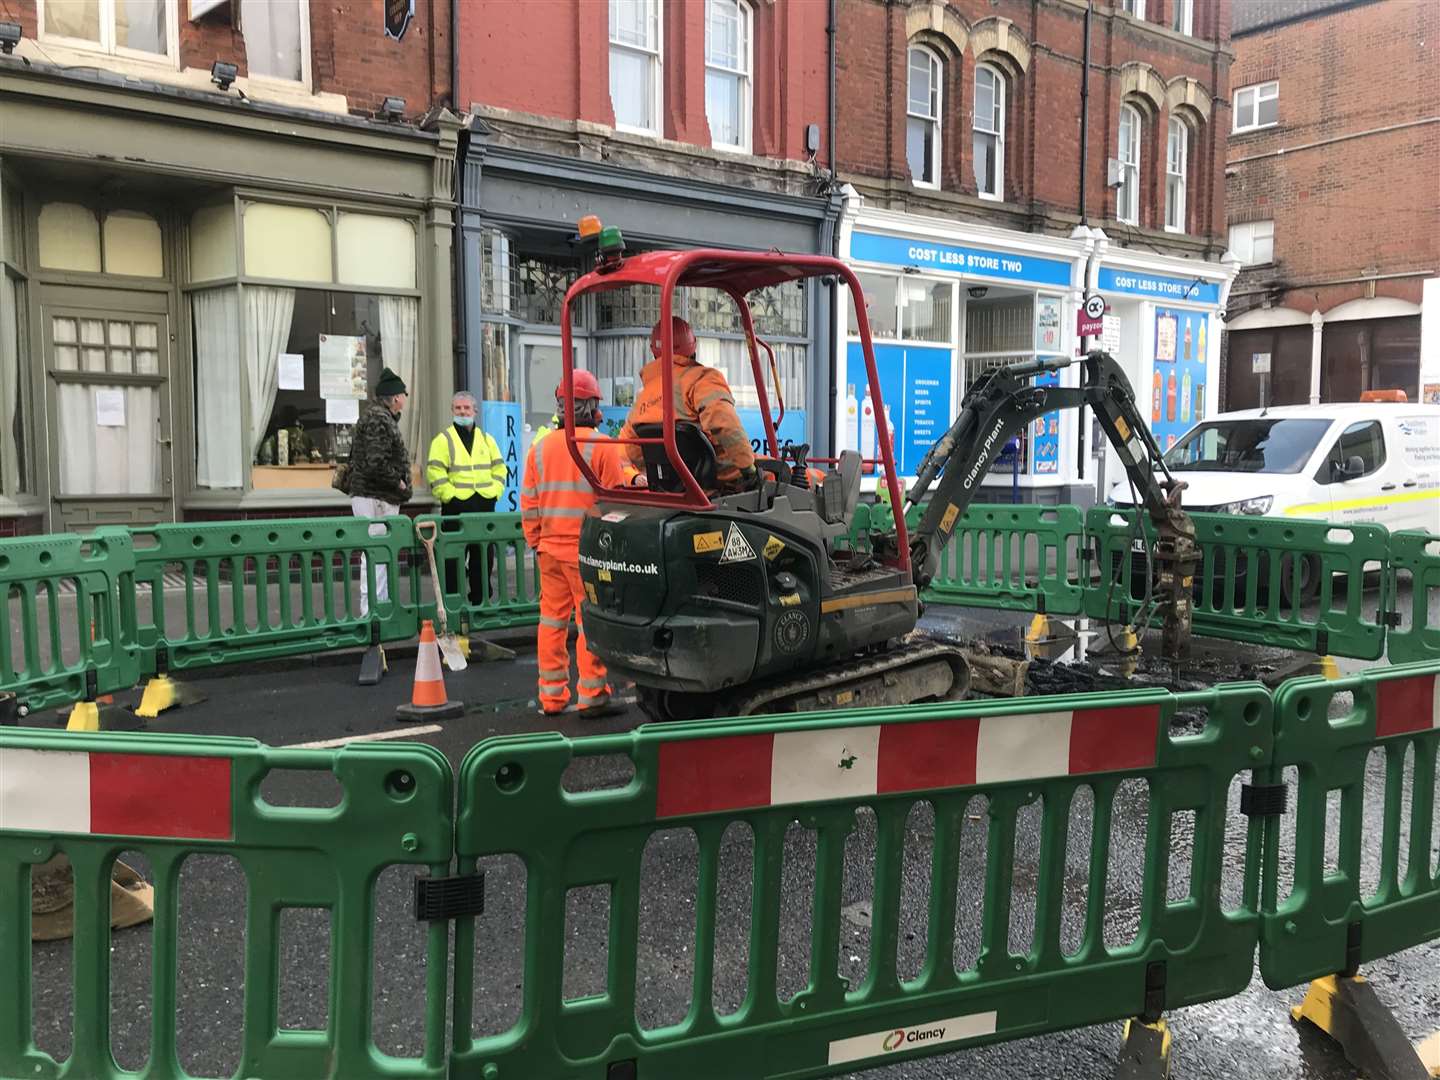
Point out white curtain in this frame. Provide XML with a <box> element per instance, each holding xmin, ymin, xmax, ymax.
<box><xmin>0</xmin><ymin>278</ymin><xmax>18</xmax><ymax>493</ymax></box>
<box><xmin>240</xmin><ymin>0</ymin><xmax>303</xmax><ymax>81</ymax></box>
<box><xmin>378</xmin><ymin>296</ymin><xmax>420</xmax><ymax>459</ymax></box>
<box><xmin>57</xmin><ymin>384</ymin><xmax>159</xmax><ymax>495</ymax></box>
<box><xmin>193</xmin><ymin>288</ymin><xmax>242</xmax><ymax>488</ymax></box>
<box><xmin>243</xmin><ymin>285</ymin><xmax>295</xmax><ymax>458</ymax></box>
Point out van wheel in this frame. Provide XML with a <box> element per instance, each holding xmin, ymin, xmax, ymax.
<box><xmin>1279</xmin><ymin>554</ymin><xmax>1322</xmax><ymax>608</ymax></box>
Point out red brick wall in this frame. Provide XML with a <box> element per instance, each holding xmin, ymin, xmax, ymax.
<box><xmin>1226</xmin><ymin>0</ymin><xmax>1440</xmax><ymax>313</ymax></box>
<box><xmin>0</xmin><ymin>515</ymin><xmax>45</xmax><ymax>538</ymax></box>
<box><xmin>457</xmin><ymin>0</ymin><xmax>829</xmax><ymax>162</ymax></box>
<box><xmin>836</xmin><ymin>0</ymin><xmax>1232</xmax><ymax>247</ymax></box>
<box><xmin>7</xmin><ymin>0</ymin><xmax>453</xmax><ymax>120</ymax></box>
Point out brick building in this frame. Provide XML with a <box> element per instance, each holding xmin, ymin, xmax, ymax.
<box><xmin>1222</xmin><ymin>0</ymin><xmax>1440</xmax><ymax>411</ymax></box>
<box><xmin>0</xmin><ymin>1</ymin><xmax>461</xmax><ymax>532</ymax></box>
<box><xmin>831</xmin><ymin>0</ymin><xmax>1239</xmax><ymax>503</ymax></box>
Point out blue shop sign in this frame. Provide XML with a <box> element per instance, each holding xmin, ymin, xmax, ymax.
<box><xmin>1098</xmin><ymin>267</ymin><xmax>1221</xmax><ymax>305</ymax></box>
<box><xmin>851</xmin><ymin>231</ymin><xmax>1073</xmax><ymax>288</ymax></box>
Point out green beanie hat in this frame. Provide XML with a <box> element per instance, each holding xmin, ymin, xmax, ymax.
<box><xmin>376</xmin><ymin>368</ymin><xmax>407</xmax><ymax>397</ymax></box>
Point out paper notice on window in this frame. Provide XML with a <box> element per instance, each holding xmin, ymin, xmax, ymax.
<box><xmin>95</xmin><ymin>389</ymin><xmax>126</xmax><ymax>427</ymax></box>
<box><xmin>319</xmin><ymin>334</ymin><xmax>367</xmax><ymax>399</ymax></box>
<box><xmin>325</xmin><ymin>397</ymin><xmax>360</xmax><ymax>425</ymax></box>
<box><xmin>278</xmin><ymin>352</ymin><xmax>306</xmax><ymax>391</ymax></box>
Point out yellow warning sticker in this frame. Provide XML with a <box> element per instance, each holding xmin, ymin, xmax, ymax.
<box><xmin>779</xmin><ymin>592</ymin><xmax>801</xmax><ymax>607</ymax></box>
<box><xmin>939</xmin><ymin>503</ymin><xmax>960</xmax><ymax>532</ymax></box>
<box><xmin>1115</xmin><ymin>416</ymin><xmax>1131</xmax><ymax>441</ymax></box>
<box><xmin>584</xmin><ymin>582</ymin><xmax>598</xmax><ymax>603</ymax></box>
<box><xmin>763</xmin><ymin>535</ymin><xmax>786</xmax><ymax>560</ymax></box>
<box><xmin>835</xmin><ymin>690</ymin><xmax>855</xmax><ymax>705</ymax></box>
<box><xmin>693</xmin><ymin>531</ymin><xmax>724</xmax><ymax>554</ymax></box>
<box><xmin>598</xmin><ymin>568</ymin><xmax>612</xmax><ymax>582</ymax></box>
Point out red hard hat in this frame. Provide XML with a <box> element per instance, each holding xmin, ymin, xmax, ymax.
<box><xmin>650</xmin><ymin>315</ymin><xmax>697</xmax><ymax>359</ymax></box>
<box><xmin>557</xmin><ymin>369</ymin><xmax>602</xmax><ymax>400</ymax></box>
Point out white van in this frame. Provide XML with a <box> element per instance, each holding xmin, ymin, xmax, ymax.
<box><xmin>1109</xmin><ymin>403</ymin><xmax>1440</xmax><ymax>535</ymax></box>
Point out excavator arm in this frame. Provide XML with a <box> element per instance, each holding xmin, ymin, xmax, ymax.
<box><xmin>898</xmin><ymin>350</ymin><xmax>1198</xmax><ymax>659</ymax></box>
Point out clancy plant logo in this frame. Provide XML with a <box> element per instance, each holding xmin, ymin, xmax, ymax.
<box><xmin>882</xmin><ymin>1030</ymin><xmax>906</xmax><ymax>1052</ymax></box>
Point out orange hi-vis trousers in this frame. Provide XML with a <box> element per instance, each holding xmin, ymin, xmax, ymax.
<box><xmin>536</xmin><ymin>551</ymin><xmax>611</xmax><ymax>714</ymax></box>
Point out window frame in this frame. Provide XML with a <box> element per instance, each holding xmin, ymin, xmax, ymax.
<box><xmin>905</xmin><ymin>44</ymin><xmax>943</xmax><ymax>189</ymax></box>
<box><xmin>1121</xmin><ymin>0</ymin><xmax>1147</xmax><ymax>19</ymax></box>
<box><xmin>704</xmin><ymin>0</ymin><xmax>753</xmax><ymax>153</ymax></box>
<box><xmin>1233</xmin><ymin>81</ymin><xmax>1279</xmax><ymax>133</ymax></box>
<box><xmin>973</xmin><ymin>63</ymin><xmax>1006</xmax><ymax>201</ymax></box>
<box><xmin>1317</xmin><ymin>420</ymin><xmax>1386</xmax><ymax>484</ymax></box>
<box><xmin>1117</xmin><ymin>103</ymin><xmax>1142</xmax><ymax>226</ymax></box>
<box><xmin>238</xmin><ymin>0</ymin><xmax>314</xmax><ymax>90</ymax></box>
<box><xmin>609</xmin><ymin>0</ymin><xmax>665</xmax><ymax>137</ymax></box>
<box><xmin>36</xmin><ymin>0</ymin><xmax>181</xmax><ymax>68</ymax></box>
<box><xmin>1171</xmin><ymin>0</ymin><xmax>1194</xmax><ymax>35</ymax></box>
<box><xmin>1164</xmin><ymin>117</ymin><xmax>1188</xmax><ymax>233</ymax></box>
<box><xmin>1228</xmin><ymin>220</ymin><xmax>1275</xmax><ymax>266</ymax></box>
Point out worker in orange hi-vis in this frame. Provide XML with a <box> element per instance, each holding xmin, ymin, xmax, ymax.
<box><xmin>520</xmin><ymin>369</ymin><xmax>636</xmax><ymax>716</ymax></box>
<box><xmin>618</xmin><ymin>315</ymin><xmax>757</xmax><ymax>490</ymax></box>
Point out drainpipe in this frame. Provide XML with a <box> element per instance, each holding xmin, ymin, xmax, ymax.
<box><xmin>450</xmin><ymin>0</ymin><xmax>466</xmax><ymax>388</ymax></box>
<box><xmin>1078</xmin><ymin>0</ymin><xmax>1093</xmax><ymax>225</ymax></box>
<box><xmin>825</xmin><ymin>0</ymin><xmax>839</xmax><ymax>454</ymax></box>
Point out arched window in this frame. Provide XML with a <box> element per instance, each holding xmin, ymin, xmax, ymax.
<box><xmin>906</xmin><ymin>46</ymin><xmax>942</xmax><ymax>187</ymax></box>
<box><xmin>973</xmin><ymin>64</ymin><xmax>1005</xmax><ymax>199</ymax></box>
<box><xmin>705</xmin><ymin>0</ymin><xmax>752</xmax><ymax>151</ymax></box>
<box><xmin>1165</xmin><ymin>117</ymin><xmax>1188</xmax><ymax>232</ymax></box>
<box><xmin>1117</xmin><ymin>104</ymin><xmax>1142</xmax><ymax>225</ymax></box>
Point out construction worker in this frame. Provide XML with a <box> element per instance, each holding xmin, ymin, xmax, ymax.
<box><xmin>618</xmin><ymin>315</ymin><xmax>757</xmax><ymax>489</ymax></box>
<box><xmin>426</xmin><ymin>391</ymin><xmax>507</xmax><ymax>603</ymax></box>
<box><xmin>520</xmin><ymin>370</ymin><xmax>633</xmax><ymax>716</ymax></box>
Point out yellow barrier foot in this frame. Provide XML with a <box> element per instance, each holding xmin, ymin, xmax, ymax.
<box><xmin>358</xmin><ymin>644</ymin><xmax>386</xmax><ymax>686</ymax></box>
<box><xmin>1318</xmin><ymin>655</ymin><xmax>1341</xmax><ymax>680</ymax></box>
<box><xmin>1416</xmin><ymin>1029</ymin><xmax>1439</xmax><ymax>1077</ymax></box>
<box><xmin>65</xmin><ymin>700</ymin><xmax>100</xmax><ymax>732</ymax></box>
<box><xmin>1291</xmin><ymin>974</ymin><xmax>1430</xmax><ymax>1080</ymax></box>
<box><xmin>134</xmin><ymin>675</ymin><xmax>205</xmax><ymax>720</ymax></box>
<box><xmin>1113</xmin><ymin>1018</ymin><xmax>1171</xmax><ymax>1079</ymax></box>
<box><xmin>1023</xmin><ymin>612</ymin><xmax>1052</xmax><ymax>645</ymax></box>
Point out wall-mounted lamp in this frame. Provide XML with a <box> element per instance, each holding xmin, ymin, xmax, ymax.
<box><xmin>968</xmin><ymin>286</ymin><xmax>989</xmax><ymax>299</ymax></box>
<box><xmin>381</xmin><ymin>96</ymin><xmax>406</xmax><ymax>121</ymax></box>
<box><xmin>0</xmin><ymin>21</ymin><xmax>22</xmax><ymax>55</ymax></box>
<box><xmin>210</xmin><ymin>60</ymin><xmax>238</xmax><ymax>91</ymax></box>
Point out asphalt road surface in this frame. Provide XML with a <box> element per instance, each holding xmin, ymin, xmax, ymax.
<box><xmin>22</xmin><ymin>598</ymin><xmax>1440</xmax><ymax>1080</ymax></box>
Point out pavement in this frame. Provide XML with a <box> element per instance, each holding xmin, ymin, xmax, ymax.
<box><xmin>19</xmin><ymin>590</ymin><xmax>1440</xmax><ymax>1080</ymax></box>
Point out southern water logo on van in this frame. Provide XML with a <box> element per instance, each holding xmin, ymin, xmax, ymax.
<box><xmin>827</xmin><ymin>1011</ymin><xmax>999</xmax><ymax>1066</ymax></box>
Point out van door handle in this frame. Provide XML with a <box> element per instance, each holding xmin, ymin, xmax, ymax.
<box><xmin>1402</xmin><ymin>479</ymin><xmax>1417</xmax><ymax>487</ymax></box>
<box><xmin>1380</xmin><ymin>483</ymin><xmax>1396</xmax><ymax>491</ymax></box>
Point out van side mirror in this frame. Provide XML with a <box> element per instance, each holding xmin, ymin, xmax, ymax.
<box><xmin>1332</xmin><ymin>454</ymin><xmax>1366</xmax><ymax>480</ymax></box>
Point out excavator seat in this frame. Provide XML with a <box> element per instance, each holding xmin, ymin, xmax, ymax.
<box><xmin>632</xmin><ymin>422</ymin><xmax>718</xmax><ymax>493</ymax></box>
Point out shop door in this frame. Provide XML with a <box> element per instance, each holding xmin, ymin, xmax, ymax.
<box><xmin>40</xmin><ymin>287</ymin><xmax>174</xmax><ymax>529</ymax></box>
<box><xmin>519</xmin><ymin>333</ymin><xmax>587</xmax><ymax>434</ymax></box>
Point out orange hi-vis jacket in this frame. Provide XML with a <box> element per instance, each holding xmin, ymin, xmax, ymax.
<box><xmin>520</xmin><ymin>428</ymin><xmax>633</xmax><ymax>557</ymax></box>
<box><xmin>617</xmin><ymin>354</ymin><xmax>755</xmax><ymax>483</ymax></box>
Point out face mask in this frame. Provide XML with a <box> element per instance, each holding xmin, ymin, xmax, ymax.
<box><xmin>453</xmin><ymin>415</ymin><xmax>475</xmax><ymax>428</ymax></box>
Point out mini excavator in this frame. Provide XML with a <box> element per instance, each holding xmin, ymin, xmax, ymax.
<box><xmin>560</xmin><ymin>237</ymin><xmax>1196</xmax><ymax>721</ymax></box>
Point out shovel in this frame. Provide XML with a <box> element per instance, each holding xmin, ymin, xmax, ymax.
<box><xmin>416</xmin><ymin>520</ymin><xmax>468</xmax><ymax>672</ymax></box>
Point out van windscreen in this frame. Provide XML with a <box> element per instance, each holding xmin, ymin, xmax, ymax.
<box><xmin>1163</xmin><ymin>418</ymin><xmax>1332</xmax><ymax>474</ymax></box>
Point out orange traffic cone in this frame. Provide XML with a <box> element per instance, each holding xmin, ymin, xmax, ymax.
<box><xmin>396</xmin><ymin>620</ymin><xmax>465</xmax><ymax>722</ymax></box>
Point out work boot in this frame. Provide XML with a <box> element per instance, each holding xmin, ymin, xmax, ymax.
<box><xmin>31</xmin><ymin>854</ymin><xmax>155</xmax><ymax>942</ymax></box>
<box><xmin>579</xmin><ymin>693</ymin><xmax>623</xmax><ymax>719</ymax></box>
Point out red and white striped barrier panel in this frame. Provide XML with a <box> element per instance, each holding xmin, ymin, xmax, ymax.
<box><xmin>0</xmin><ymin>749</ymin><xmax>232</xmax><ymax>840</ymax></box>
<box><xmin>655</xmin><ymin>703</ymin><xmax>1161</xmax><ymax>819</ymax></box>
<box><xmin>1375</xmin><ymin>672</ymin><xmax>1440</xmax><ymax>738</ymax></box>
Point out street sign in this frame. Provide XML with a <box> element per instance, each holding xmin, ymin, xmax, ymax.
<box><xmin>1252</xmin><ymin>352</ymin><xmax>1272</xmax><ymax>374</ymax></box>
<box><xmin>1078</xmin><ymin>295</ymin><xmax>1106</xmax><ymax>337</ymax></box>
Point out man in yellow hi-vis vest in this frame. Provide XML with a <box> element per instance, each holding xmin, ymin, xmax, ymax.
<box><xmin>426</xmin><ymin>391</ymin><xmax>507</xmax><ymax>603</ymax></box>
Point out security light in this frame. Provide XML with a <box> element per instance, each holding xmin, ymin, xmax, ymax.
<box><xmin>968</xmin><ymin>286</ymin><xmax>989</xmax><ymax>299</ymax></box>
<box><xmin>210</xmin><ymin>60</ymin><xmax>238</xmax><ymax>91</ymax></box>
<box><xmin>0</xmin><ymin>21</ymin><xmax>21</xmax><ymax>55</ymax></box>
<box><xmin>381</xmin><ymin>96</ymin><xmax>406</xmax><ymax>120</ymax></box>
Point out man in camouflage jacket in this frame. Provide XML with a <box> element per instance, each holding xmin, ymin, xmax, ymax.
<box><xmin>347</xmin><ymin>367</ymin><xmax>411</xmax><ymax>614</ymax></box>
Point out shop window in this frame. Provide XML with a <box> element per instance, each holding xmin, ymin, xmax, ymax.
<box><xmin>39</xmin><ymin>0</ymin><xmax>174</xmax><ymax>61</ymax></box>
<box><xmin>1321</xmin><ymin>317</ymin><xmax>1421</xmax><ymax>403</ymax></box>
<box><xmin>1228</xmin><ymin>220</ymin><xmax>1274</xmax><ymax>265</ymax></box>
<box><xmin>1117</xmin><ymin>104</ymin><xmax>1142</xmax><ymax>226</ymax></box>
<box><xmin>1</xmin><ymin>182</ymin><xmax>24</xmax><ymax>271</ymax></box>
<box><xmin>0</xmin><ymin>276</ymin><xmax>30</xmax><ymax>494</ymax></box>
<box><xmin>964</xmin><ymin>292</ymin><xmax>1060</xmax><ymax>474</ymax></box>
<box><xmin>610</xmin><ymin>0</ymin><xmax>662</xmax><ymax>135</ymax></box>
<box><xmin>973</xmin><ymin>65</ymin><xmax>1005</xmax><ymax>200</ymax></box>
<box><xmin>480</xmin><ymin>322</ymin><xmax>516</xmax><ymax>403</ymax></box>
<box><xmin>189</xmin><ymin>204</ymin><xmax>237</xmax><ymax>282</ymax></box>
<box><xmin>1121</xmin><ymin>0</ymin><xmax>1145</xmax><ymax>18</ymax></box>
<box><xmin>242</xmin><ymin>203</ymin><xmax>332</xmax><ymax>283</ymax></box>
<box><xmin>1224</xmin><ymin>325</ymin><xmax>1311</xmax><ymax>410</ymax></box>
<box><xmin>336</xmin><ymin>213</ymin><xmax>417</xmax><ymax>290</ymax></box>
<box><xmin>1318</xmin><ymin>421</ymin><xmax>1385</xmax><ymax>484</ymax></box>
<box><xmin>705</xmin><ymin>0</ymin><xmax>752</xmax><ymax>152</ymax></box>
<box><xmin>1171</xmin><ymin>0</ymin><xmax>1194</xmax><ymax>35</ymax></box>
<box><xmin>847</xmin><ymin>273</ymin><xmax>899</xmax><ymax>339</ymax></box>
<box><xmin>39</xmin><ymin>204</ymin><xmax>163</xmax><ymax>277</ymax></box>
<box><xmin>102</xmin><ymin>210</ymin><xmax>164</xmax><ymax>277</ymax></box>
<box><xmin>901</xmin><ymin>279</ymin><xmax>952</xmax><ymax>342</ymax></box>
<box><xmin>906</xmin><ymin>46</ymin><xmax>942</xmax><ymax>187</ymax></box>
<box><xmin>479</xmin><ymin>230</ymin><xmax>582</xmax><ymax>326</ymax></box>
<box><xmin>1233</xmin><ymin>82</ymin><xmax>1278</xmax><ymax>133</ymax></box>
<box><xmin>240</xmin><ymin>0</ymin><xmax>308</xmax><ymax>84</ymax></box>
<box><xmin>1165</xmin><ymin>119</ymin><xmax>1188</xmax><ymax>233</ymax></box>
<box><xmin>38</xmin><ymin>203</ymin><xmax>103</xmax><ymax>273</ymax></box>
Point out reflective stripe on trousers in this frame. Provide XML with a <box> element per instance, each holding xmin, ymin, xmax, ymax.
<box><xmin>536</xmin><ymin>551</ymin><xmax>609</xmax><ymax>715</ymax></box>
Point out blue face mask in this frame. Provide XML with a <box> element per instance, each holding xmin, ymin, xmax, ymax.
<box><xmin>453</xmin><ymin>415</ymin><xmax>475</xmax><ymax>428</ymax></box>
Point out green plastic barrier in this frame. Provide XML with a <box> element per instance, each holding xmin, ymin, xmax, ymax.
<box><xmin>130</xmin><ymin>515</ymin><xmax>418</xmax><ymax>674</ymax></box>
<box><xmin>1386</xmin><ymin>530</ymin><xmax>1440</xmax><ymax>665</ymax></box>
<box><xmin>928</xmin><ymin>505</ymin><xmax>1085</xmax><ymax>614</ymax></box>
<box><xmin>1259</xmin><ymin>661</ymin><xmax>1440</xmax><ymax>990</ymax></box>
<box><xmin>417</xmin><ymin>513</ymin><xmax>540</xmax><ymax>633</ymax></box>
<box><xmin>0</xmin><ymin>727</ymin><xmax>454</xmax><ymax>1080</ymax></box>
<box><xmin>449</xmin><ymin>683</ymin><xmax>1270</xmax><ymax>1079</ymax></box>
<box><xmin>0</xmin><ymin>528</ymin><xmax>139</xmax><ymax>713</ymax></box>
<box><xmin>1085</xmin><ymin>508</ymin><xmax>1392</xmax><ymax>660</ymax></box>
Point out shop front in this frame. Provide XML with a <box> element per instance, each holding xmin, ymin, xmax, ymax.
<box><xmin>459</xmin><ymin>134</ymin><xmax>842</xmax><ymax>511</ymax></box>
<box><xmin>0</xmin><ymin>64</ymin><xmax>460</xmax><ymax>532</ymax></box>
<box><xmin>836</xmin><ymin>205</ymin><xmax>1091</xmax><ymax>505</ymax></box>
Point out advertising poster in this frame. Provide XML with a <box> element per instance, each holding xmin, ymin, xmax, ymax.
<box><xmin>735</xmin><ymin>407</ymin><xmax>809</xmax><ymax>461</ymax></box>
<box><xmin>846</xmin><ymin>342</ymin><xmax>953</xmax><ymax>477</ymax></box>
<box><xmin>319</xmin><ymin>334</ymin><xmax>367</xmax><ymax>399</ymax></box>
<box><xmin>1035</xmin><ymin>297</ymin><xmax>1063</xmax><ymax>354</ymax></box>
<box><xmin>1151</xmin><ymin>309</ymin><xmax>1208</xmax><ymax>451</ymax></box>
<box><xmin>1030</xmin><ymin>368</ymin><xmax>1060</xmax><ymax>474</ymax></box>
<box><xmin>481</xmin><ymin>399</ymin><xmax>524</xmax><ymax>512</ymax></box>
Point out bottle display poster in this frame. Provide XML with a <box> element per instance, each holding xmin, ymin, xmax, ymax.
<box><xmin>845</xmin><ymin>342</ymin><xmax>953</xmax><ymax>477</ymax></box>
<box><xmin>481</xmin><ymin>399</ymin><xmax>524</xmax><ymax>512</ymax></box>
<box><xmin>1030</xmin><ymin>367</ymin><xmax>1061</xmax><ymax>474</ymax></box>
<box><xmin>1151</xmin><ymin>308</ymin><xmax>1208</xmax><ymax>452</ymax></box>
